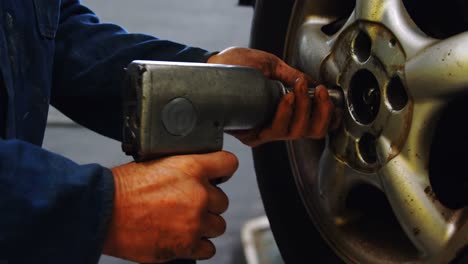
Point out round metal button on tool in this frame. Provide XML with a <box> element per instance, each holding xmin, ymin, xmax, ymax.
<box><xmin>161</xmin><ymin>97</ymin><xmax>198</xmax><ymax>136</ymax></box>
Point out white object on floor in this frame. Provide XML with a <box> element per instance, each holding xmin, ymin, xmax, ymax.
<box><xmin>241</xmin><ymin>215</ymin><xmax>284</xmax><ymax>264</ymax></box>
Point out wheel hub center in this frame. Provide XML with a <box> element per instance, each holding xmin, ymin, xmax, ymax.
<box><xmin>324</xmin><ymin>22</ymin><xmax>413</xmax><ymax>172</ymax></box>
<box><xmin>349</xmin><ymin>69</ymin><xmax>381</xmax><ymax>124</ymax></box>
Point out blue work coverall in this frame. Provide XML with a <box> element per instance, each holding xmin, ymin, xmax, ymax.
<box><xmin>0</xmin><ymin>0</ymin><xmax>213</xmax><ymax>263</ymax></box>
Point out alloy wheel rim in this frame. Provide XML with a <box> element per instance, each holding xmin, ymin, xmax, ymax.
<box><xmin>285</xmin><ymin>0</ymin><xmax>468</xmax><ymax>263</ymax></box>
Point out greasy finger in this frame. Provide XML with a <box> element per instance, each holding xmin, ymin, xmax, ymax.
<box><xmin>269</xmin><ymin>92</ymin><xmax>295</xmax><ymax>136</ymax></box>
<box><xmin>194</xmin><ymin>151</ymin><xmax>239</xmax><ymax>182</ymax></box>
<box><xmin>206</xmin><ymin>184</ymin><xmax>229</xmax><ymax>214</ymax></box>
<box><xmin>308</xmin><ymin>85</ymin><xmax>334</xmax><ymax>138</ymax></box>
<box><xmin>191</xmin><ymin>239</ymin><xmax>216</xmax><ymax>260</ymax></box>
<box><xmin>330</xmin><ymin>108</ymin><xmax>344</xmax><ymax>131</ymax></box>
<box><xmin>252</xmin><ymin>93</ymin><xmax>295</xmax><ymax>146</ymax></box>
<box><xmin>303</xmin><ymin>74</ymin><xmax>319</xmax><ymax>86</ymax></box>
<box><xmin>274</xmin><ymin>59</ymin><xmax>313</xmax><ymax>86</ymax></box>
<box><xmin>202</xmin><ymin>213</ymin><xmax>227</xmax><ymax>238</ymax></box>
<box><xmin>289</xmin><ymin>77</ymin><xmax>311</xmax><ymax>137</ymax></box>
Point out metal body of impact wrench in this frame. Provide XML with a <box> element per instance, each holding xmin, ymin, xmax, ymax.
<box><xmin>122</xmin><ymin>61</ymin><xmax>343</xmax><ymax>161</ymax></box>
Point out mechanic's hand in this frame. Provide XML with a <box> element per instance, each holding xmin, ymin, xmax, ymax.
<box><xmin>229</xmin><ymin>79</ymin><xmax>340</xmax><ymax>147</ymax></box>
<box><xmin>207</xmin><ymin>47</ymin><xmax>314</xmax><ymax>87</ymax></box>
<box><xmin>208</xmin><ymin>47</ymin><xmax>341</xmax><ymax>147</ymax></box>
<box><xmin>103</xmin><ymin>151</ymin><xmax>238</xmax><ymax>263</ymax></box>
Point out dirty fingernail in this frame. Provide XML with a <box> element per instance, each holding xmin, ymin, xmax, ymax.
<box><xmin>317</xmin><ymin>85</ymin><xmax>329</xmax><ymax>101</ymax></box>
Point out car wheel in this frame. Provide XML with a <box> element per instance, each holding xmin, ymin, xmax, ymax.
<box><xmin>251</xmin><ymin>0</ymin><xmax>468</xmax><ymax>263</ymax></box>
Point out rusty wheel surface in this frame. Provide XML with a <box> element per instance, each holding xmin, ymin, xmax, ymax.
<box><xmin>252</xmin><ymin>0</ymin><xmax>468</xmax><ymax>263</ymax></box>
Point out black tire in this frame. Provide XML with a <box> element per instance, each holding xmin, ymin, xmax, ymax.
<box><xmin>250</xmin><ymin>0</ymin><xmax>342</xmax><ymax>263</ymax></box>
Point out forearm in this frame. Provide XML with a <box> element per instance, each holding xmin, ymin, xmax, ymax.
<box><xmin>0</xmin><ymin>139</ymin><xmax>114</xmax><ymax>264</ymax></box>
<box><xmin>52</xmin><ymin>0</ymin><xmax>215</xmax><ymax>141</ymax></box>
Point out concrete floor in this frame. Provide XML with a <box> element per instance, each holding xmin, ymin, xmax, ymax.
<box><xmin>43</xmin><ymin>1</ymin><xmax>269</xmax><ymax>264</ymax></box>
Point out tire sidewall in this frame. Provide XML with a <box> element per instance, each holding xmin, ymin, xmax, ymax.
<box><xmin>250</xmin><ymin>1</ymin><xmax>342</xmax><ymax>263</ymax></box>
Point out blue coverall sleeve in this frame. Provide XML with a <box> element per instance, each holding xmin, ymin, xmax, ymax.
<box><xmin>52</xmin><ymin>0</ymin><xmax>215</xmax><ymax>141</ymax></box>
<box><xmin>0</xmin><ymin>140</ymin><xmax>114</xmax><ymax>264</ymax></box>
<box><xmin>45</xmin><ymin>1</ymin><xmax>212</xmax><ymax>263</ymax></box>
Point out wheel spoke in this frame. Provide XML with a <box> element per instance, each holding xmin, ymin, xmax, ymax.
<box><xmin>378</xmin><ymin>101</ymin><xmax>460</xmax><ymax>257</ymax></box>
<box><xmin>286</xmin><ymin>0</ymin><xmax>357</xmax><ymax>83</ymax></box>
<box><xmin>288</xmin><ymin>140</ymin><xmax>381</xmax><ymax>221</ymax></box>
<box><xmin>291</xmin><ymin>17</ymin><xmax>335</xmax><ymax>81</ymax></box>
<box><xmin>355</xmin><ymin>0</ymin><xmax>434</xmax><ymax>58</ymax></box>
<box><xmin>354</xmin><ymin>0</ymin><xmax>392</xmax><ymax>21</ymax></box>
<box><xmin>379</xmin><ymin>155</ymin><xmax>454</xmax><ymax>257</ymax></box>
<box><xmin>405</xmin><ymin>32</ymin><xmax>468</xmax><ymax>100</ymax></box>
<box><xmin>440</xmin><ymin>209</ymin><xmax>468</xmax><ymax>263</ymax></box>
<box><xmin>317</xmin><ymin>147</ymin><xmax>381</xmax><ymax>221</ymax></box>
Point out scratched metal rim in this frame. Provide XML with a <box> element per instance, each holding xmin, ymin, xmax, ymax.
<box><xmin>284</xmin><ymin>0</ymin><xmax>468</xmax><ymax>263</ymax></box>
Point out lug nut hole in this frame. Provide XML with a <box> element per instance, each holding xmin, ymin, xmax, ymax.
<box><xmin>386</xmin><ymin>76</ymin><xmax>408</xmax><ymax>111</ymax></box>
<box><xmin>352</xmin><ymin>31</ymin><xmax>372</xmax><ymax>63</ymax></box>
<box><xmin>358</xmin><ymin>133</ymin><xmax>378</xmax><ymax>164</ymax></box>
<box><xmin>349</xmin><ymin>70</ymin><xmax>381</xmax><ymax>124</ymax></box>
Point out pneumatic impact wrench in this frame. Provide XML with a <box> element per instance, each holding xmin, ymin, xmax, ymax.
<box><xmin>121</xmin><ymin>61</ymin><xmax>344</xmax><ymax>161</ymax></box>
